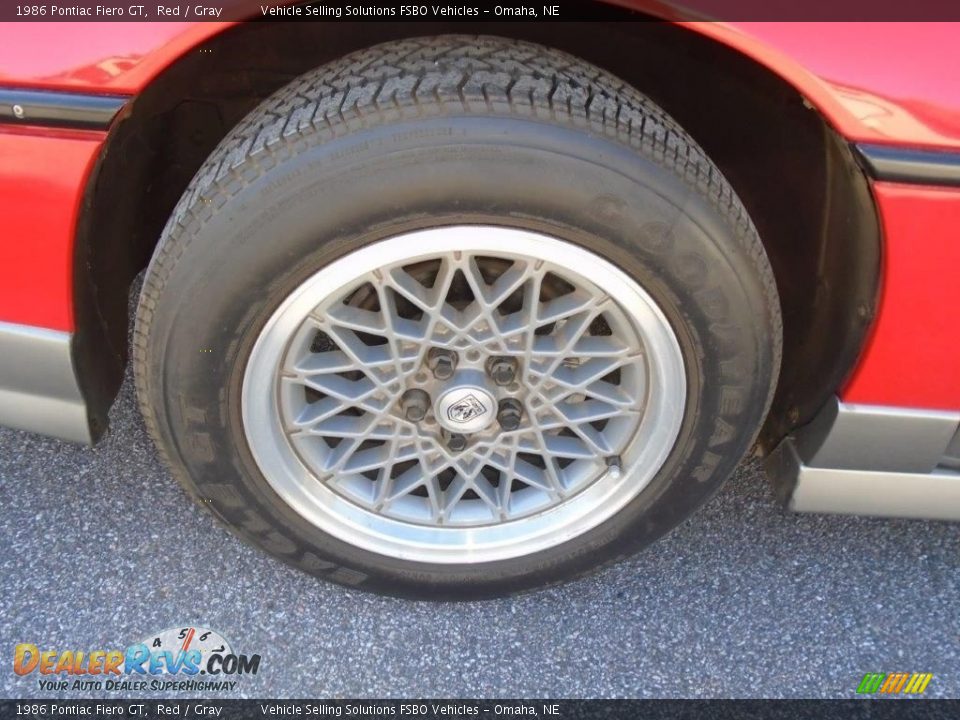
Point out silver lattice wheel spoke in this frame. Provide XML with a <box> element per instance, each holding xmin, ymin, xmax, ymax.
<box><xmin>243</xmin><ymin>227</ymin><xmax>685</xmax><ymax>563</ymax></box>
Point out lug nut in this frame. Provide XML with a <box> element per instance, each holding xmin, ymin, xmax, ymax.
<box><xmin>428</xmin><ymin>348</ymin><xmax>458</xmax><ymax>380</ymax></box>
<box><xmin>486</xmin><ymin>356</ymin><xmax>519</xmax><ymax>386</ymax></box>
<box><xmin>400</xmin><ymin>389</ymin><xmax>430</xmax><ymax>422</ymax></box>
<box><xmin>497</xmin><ymin>398</ymin><xmax>523</xmax><ymax>431</ymax></box>
<box><xmin>446</xmin><ymin>432</ymin><xmax>467</xmax><ymax>452</ymax></box>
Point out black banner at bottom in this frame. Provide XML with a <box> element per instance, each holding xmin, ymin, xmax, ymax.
<box><xmin>2</xmin><ymin>700</ymin><xmax>960</xmax><ymax>720</ymax></box>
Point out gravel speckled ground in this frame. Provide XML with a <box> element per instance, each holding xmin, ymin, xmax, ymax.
<box><xmin>1</xmin><ymin>325</ymin><xmax>958</xmax><ymax>699</ymax></box>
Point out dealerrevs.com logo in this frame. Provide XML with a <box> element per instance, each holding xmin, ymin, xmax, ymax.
<box><xmin>13</xmin><ymin>626</ymin><xmax>261</xmax><ymax>692</ymax></box>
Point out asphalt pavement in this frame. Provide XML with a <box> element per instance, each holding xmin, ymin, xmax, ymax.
<box><xmin>1</xmin><ymin>295</ymin><xmax>958</xmax><ymax>699</ymax></box>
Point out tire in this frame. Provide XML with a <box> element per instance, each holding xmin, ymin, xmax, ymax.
<box><xmin>134</xmin><ymin>35</ymin><xmax>781</xmax><ymax>598</ymax></box>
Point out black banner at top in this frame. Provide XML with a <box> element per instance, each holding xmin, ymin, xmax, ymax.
<box><xmin>4</xmin><ymin>0</ymin><xmax>960</xmax><ymax>21</ymax></box>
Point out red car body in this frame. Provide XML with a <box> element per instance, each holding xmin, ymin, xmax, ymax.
<box><xmin>3</xmin><ymin>20</ymin><xmax>960</xmax><ymax>408</ymax></box>
<box><xmin>1</xmin><ymin>12</ymin><xmax>958</xmax><ymax>520</ymax></box>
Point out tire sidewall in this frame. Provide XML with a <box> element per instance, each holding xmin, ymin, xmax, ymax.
<box><xmin>143</xmin><ymin>116</ymin><xmax>776</xmax><ymax>597</ymax></box>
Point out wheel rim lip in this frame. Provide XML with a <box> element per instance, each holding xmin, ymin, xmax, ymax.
<box><xmin>241</xmin><ymin>226</ymin><xmax>686</xmax><ymax>564</ymax></box>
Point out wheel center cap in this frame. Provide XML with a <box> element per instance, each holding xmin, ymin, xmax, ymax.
<box><xmin>436</xmin><ymin>385</ymin><xmax>497</xmax><ymax>433</ymax></box>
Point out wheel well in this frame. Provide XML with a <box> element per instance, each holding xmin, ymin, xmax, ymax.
<box><xmin>75</xmin><ymin>20</ymin><xmax>880</xmax><ymax>449</ymax></box>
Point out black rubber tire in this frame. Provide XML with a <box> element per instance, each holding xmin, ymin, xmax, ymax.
<box><xmin>134</xmin><ymin>35</ymin><xmax>781</xmax><ymax>599</ymax></box>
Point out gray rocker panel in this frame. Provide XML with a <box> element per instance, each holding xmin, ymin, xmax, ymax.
<box><xmin>768</xmin><ymin>396</ymin><xmax>960</xmax><ymax>521</ymax></box>
<box><xmin>0</xmin><ymin>321</ymin><xmax>93</xmax><ymax>444</ymax></box>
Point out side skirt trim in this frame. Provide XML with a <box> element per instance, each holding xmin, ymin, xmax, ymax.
<box><xmin>767</xmin><ymin>397</ymin><xmax>960</xmax><ymax>521</ymax></box>
<box><xmin>771</xmin><ymin>441</ymin><xmax>960</xmax><ymax>521</ymax></box>
<box><xmin>0</xmin><ymin>321</ymin><xmax>94</xmax><ymax>444</ymax></box>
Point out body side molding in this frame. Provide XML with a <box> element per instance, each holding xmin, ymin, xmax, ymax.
<box><xmin>768</xmin><ymin>397</ymin><xmax>960</xmax><ymax>521</ymax></box>
<box><xmin>0</xmin><ymin>321</ymin><xmax>93</xmax><ymax>444</ymax></box>
<box><xmin>0</xmin><ymin>88</ymin><xmax>127</xmax><ymax>130</ymax></box>
<box><xmin>855</xmin><ymin>144</ymin><xmax>960</xmax><ymax>187</ymax></box>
